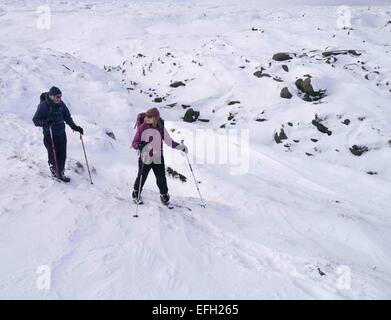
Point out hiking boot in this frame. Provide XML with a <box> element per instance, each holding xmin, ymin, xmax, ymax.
<box><xmin>160</xmin><ymin>193</ymin><xmax>170</xmax><ymax>205</ymax></box>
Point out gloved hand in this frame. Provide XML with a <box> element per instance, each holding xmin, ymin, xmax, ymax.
<box><xmin>178</xmin><ymin>143</ymin><xmax>188</xmax><ymax>154</ymax></box>
<box><xmin>138</xmin><ymin>141</ymin><xmax>148</xmax><ymax>151</ymax></box>
<box><xmin>75</xmin><ymin>126</ymin><xmax>84</xmax><ymax>135</ymax></box>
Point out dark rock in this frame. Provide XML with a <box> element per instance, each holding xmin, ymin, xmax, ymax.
<box><xmin>253</xmin><ymin>70</ymin><xmax>271</xmax><ymax>78</ymax></box>
<box><xmin>317</xmin><ymin>268</ymin><xmax>326</xmax><ymax>276</ymax></box>
<box><xmin>367</xmin><ymin>171</ymin><xmax>378</xmax><ymax>175</ymax></box>
<box><xmin>322</xmin><ymin>50</ymin><xmax>361</xmax><ymax>57</ymax></box>
<box><xmin>350</xmin><ymin>145</ymin><xmax>369</xmax><ymax>156</ymax></box>
<box><xmin>306</xmin><ymin>152</ymin><xmax>314</xmax><ymax>156</ymax></box>
<box><xmin>227</xmin><ymin>112</ymin><xmax>236</xmax><ymax>121</ymax></box>
<box><xmin>312</xmin><ymin>115</ymin><xmax>332</xmax><ymax>136</ymax></box>
<box><xmin>170</xmin><ymin>81</ymin><xmax>186</xmax><ymax>88</ymax></box>
<box><xmin>228</xmin><ymin>101</ymin><xmax>240</xmax><ymax>105</ymax></box>
<box><xmin>295</xmin><ymin>76</ymin><xmax>327</xmax><ymax>102</ymax></box>
<box><xmin>273</xmin><ymin>76</ymin><xmax>284</xmax><ymax>82</ymax></box>
<box><xmin>273</xmin><ymin>52</ymin><xmax>294</xmax><ymax>61</ymax></box>
<box><xmin>220</xmin><ymin>124</ymin><xmax>226</xmax><ymax>128</ymax></box>
<box><xmin>288</xmin><ymin>122</ymin><xmax>293</xmax><ymax>126</ymax></box>
<box><xmin>167</xmin><ymin>167</ymin><xmax>187</xmax><ymax>182</ymax></box>
<box><xmin>342</xmin><ymin>119</ymin><xmax>351</xmax><ymax>125</ymax></box>
<box><xmin>274</xmin><ymin>128</ymin><xmax>288</xmax><ymax>144</ymax></box>
<box><xmin>293</xmin><ymin>139</ymin><xmax>300</xmax><ymax>143</ymax></box>
<box><xmin>166</xmin><ymin>103</ymin><xmax>177</xmax><ymax>108</ymax></box>
<box><xmin>280</xmin><ymin>87</ymin><xmax>293</xmax><ymax>99</ymax></box>
<box><xmin>256</xmin><ymin>118</ymin><xmax>267</xmax><ymax>122</ymax></box>
<box><xmin>182</xmin><ymin>104</ymin><xmax>191</xmax><ymax>109</ymax></box>
<box><xmin>154</xmin><ymin>97</ymin><xmax>163</xmax><ymax>103</ymax></box>
<box><xmin>105</xmin><ymin>130</ymin><xmax>116</xmax><ymax>140</ymax></box>
<box><xmin>282</xmin><ymin>65</ymin><xmax>289</xmax><ymax>72</ymax></box>
<box><xmin>183</xmin><ymin>108</ymin><xmax>200</xmax><ymax>123</ymax></box>
<box><xmin>311</xmin><ymin>138</ymin><xmax>318</xmax><ymax>142</ymax></box>
<box><xmin>198</xmin><ymin>119</ymin><xmax>210</xmax><ymax>122</ymax></box>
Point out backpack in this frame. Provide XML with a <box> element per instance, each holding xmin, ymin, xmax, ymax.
<box><xmin>40</xmin><ymin>92</ymin><xmax>48</xmax><ymax>102</ymax></box>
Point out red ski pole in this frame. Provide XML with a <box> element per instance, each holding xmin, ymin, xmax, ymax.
<box><xmin>80</xmin><ymin>134</ymin><xmax>93</xmax><ymax>184</ymax></box>
<box><xmin>49</xmin><ymin>125</ymin><xmax>60</xmax><ymax>178</ymax></box>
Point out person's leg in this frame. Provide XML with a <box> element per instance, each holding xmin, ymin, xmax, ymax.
<box><xmin>43</xmin><ymin>134</ymin><xmax>56</xmax><ymax>175</ymax></box>
<box><xmin>152</xmin><ymin>158</ymin><xmax>168</xmax><ymax>195</ymax></box>
<box><xmin>133</xmin><ymin>156</ymin><xmax>152</xmax><ymax>194</ymax></box>
<box><xmin>56</xmin><ymin>134</ymin><xmax>67</xmax><ymax>173</ymax></box>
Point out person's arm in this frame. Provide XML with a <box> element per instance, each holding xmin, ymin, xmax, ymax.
<box><xmin>32</xmin><ymin>102</ymin><xmax>50</xmax><ymax>127</ymax></box>
<box><xmin>132</xmin><ymin>125</ymin><xmax>144</xmax><ymax>149</ymax></box>
<box><xmin>63</xmin><ymin>104</ymin><xmax>83</xmax><ymax>134</ymax></box>
<box><xmin>162</xmin><ymin>127</ymin><xmax>180</xmax><ymax>149</ymax></box>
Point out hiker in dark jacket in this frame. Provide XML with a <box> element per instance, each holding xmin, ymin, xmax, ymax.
<box><xmin>131</xmin><ymin>107</ymin><xmax>187</xmax><ymax>205</ymax></box>
<box><xmin>33</xmin><ymin>86</ymin><xmax>83</xmax><ymax>182</ymax></box>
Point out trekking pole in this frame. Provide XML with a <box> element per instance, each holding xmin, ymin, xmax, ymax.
<box><xmin>49</xmin><ymin>125</ymin><xmax>60</xmax><ymax>178</ymax></box>
<box><xmin>80</xmin><ymin>134</ymin><xmax>93</xmax><ymax>184</ymax></box>
<box><xmin>134</xmin><ymin>153</ymin><xmax>146</xmax><ymax>218</ymax></box>
<box><xmin>181</xmin><ymin>140</ymin><xmax>206</xmax><ymax>208</ymax></box>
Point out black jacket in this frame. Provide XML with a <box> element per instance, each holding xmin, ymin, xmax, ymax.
<box><xmin>33</xmin><ymin>93</ymin><xmax>78</xmax><ymax>136</ymax></box>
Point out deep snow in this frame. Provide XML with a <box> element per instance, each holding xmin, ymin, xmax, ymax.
<box><xmin>0</xmin><ymin>0</ymin><xmax>391</xmax><ymax>299</ymax></box>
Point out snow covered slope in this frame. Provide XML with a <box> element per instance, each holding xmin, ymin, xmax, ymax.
<box><xmin>0</xmin><ymin>0</ymin><xmax>391</xmax><ymax>299</ymax></box>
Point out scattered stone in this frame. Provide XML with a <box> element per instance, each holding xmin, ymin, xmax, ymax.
<box><xmin>367</xmin><ymin>171</ymin><xmax>378</xmax><ymax>175</ymax></box>
<box><xmin>358</xmin><ymin>116</ymin><xmax>366</xmax><ymax>121</ymax></box>
<box><xmin>311</xmin><ymin>138</ymin><xmax>318</xmax><ymax>142</ymax></box>
<box><xmin>154</xmin><ymin>97</ymin><xmax>163</xmax><ymax>103</ymax></box>
<box><xmin>317</xmin><ymin>268</ymin><xmax>326</xmax><ymax>276</ymax></box>
<box><xmin>105</xmin><ymin>130</ymin><xmax>116</xmax><ymax>140</ymax></box>
<box><xmin>166</xmin><ymin>103</ymin><xmax>177</xmax><ymax>108</ymax></box>
<box><xmin>167</xmin><ymin>167</ymin><xmax>187</xmax><ymax>182</ymax></box>
<box><xmin>295</xmin><ymin>76</ymin><xmax>327</xmax><ymax>102</ymax></box>
<box><xmin>305</xmin><ymin>152</ymin><xmax>314</xmax><ymax>156</ymax></box>
<box><xmin>227</xmin><ymin>112</ymin><xmax>236</xmax><ymax>121</ymax></box>
<box><xmin>273</xmin><ymin>76</ymin><xmax>284</xmax><ymax>82</ymax></box>
<box><xmin>293</xmin><ymin>139</ymin><xmax>300</xmax><ymax>143</ymax></box>
<box><xmin>182</xmin><ymin>104</ymin><xmax>191</xmax><ymax>109</ymax></box>
<box><xmin>342</xmin><ymin>119</ymin><xmax>351</xmax><ymax>125</ymax></box>
<box><xmin>228</xmin><ymin>101</ymin><xmax>240</xmax><ymax>105</ymax></box>
<box><xmin>274</xmin><ymin>128</ymin><xmax>288</xmax><ymax>144</ymax></box>
<box><xmin>312</xmin><ymin>115</ymin><xmax>332</xmax><ymax>136</ymax></box>
<box><xmin>256</xmin><ymin>118</ymin><xmax>267</xmax><ymax>122</ymax></box>
<box><xmin>280</xmin><ymin>87</ymin><xmax>293</xmax><ymax>99</ymax></box>
<box><xmin>220</xmin><ymin>124</ymin><xmax>226</xmax><ymax>128</ymax></box>
<box><xmin>198</xmin><ymin>119</ymin><xmax>210</xmax><ymax>122</ymax></box>
<box><xmin>282</xmin><ymin>65</ymin><xmax>289</xmax><ymax>72</ymax></box>
<box><xmin>170</xmin><ymin>81</ymin><xmax>186</xmax><ymax>88</ymax></box>
<box><xmin>273</xmin><ymin>52</ymin><xmax>294</xmax><ymax>61</ymax></box>
<box><xmin>322</xmin><ymin>50</ymin><xmax>361</xmax><ymax>57</ymax></box>
<box><xmin>287</xmin><ymin>122</ymin><xmax>293</xmax><ymax>127</ymax></box>
<box><xmin>350</xmin><ymin>145</ymin><xmax>369</xmax><ymax>156</ymax></box>
<box><xmin>183</xmin><ymin>108</ymin><xmax>200</xmax><ymax>123</ymax></box>
<box><xmin>253</xmin><ymin>70</ymin><xmax>271</xmax><ymax>78</ymax></box>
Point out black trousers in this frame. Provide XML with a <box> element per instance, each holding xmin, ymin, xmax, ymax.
<box><xmin>43</xmin><ymin>133</ymin><xmax>67</xmax><ymax>173</ymax></box>
<box><xmin>133</xmin><ymin>156</ymin><xmax>168</xmax><ymax>195</ymax></box>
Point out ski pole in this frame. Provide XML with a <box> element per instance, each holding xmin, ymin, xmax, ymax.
<box><xmin>134</xmin><ymin>153</ymin><xmax>146</xmax><ymax>218</ymax></box>
<box><xmin>49</xmin><ymin>125</ymin><xmax>60</xmax><ymax>178</ymax></box>
<box><xmin>80</xmin><ymin>134</ymin><xmax>93</xmax><ymax>184</ymax></box>
<box><xmin>181</xmin><ymin>140</ymin><xmax>206</xmax><ymax>208</ymax></box>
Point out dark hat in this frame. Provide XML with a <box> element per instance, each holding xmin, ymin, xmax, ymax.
<box><xmin>49</xmin><ymin>86</ymin><xmax>62</xmax><ymax>96</ymax></box>
<box><xmin>145</xmin><ymin>107</ymin><xmax>160</xmax><ymax>119</ymax></box>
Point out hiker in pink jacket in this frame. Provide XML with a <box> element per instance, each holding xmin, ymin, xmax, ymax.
<box><xmin>131</xmin><ymin>107</ymin><xmax>188</xmax><ymax>205</ymax></box>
